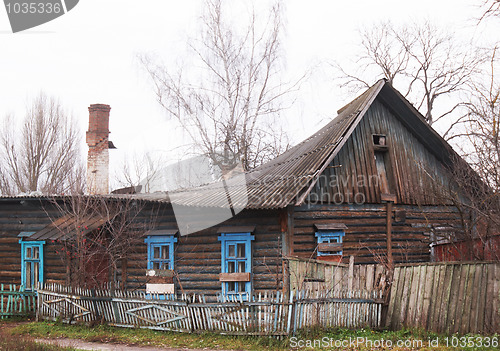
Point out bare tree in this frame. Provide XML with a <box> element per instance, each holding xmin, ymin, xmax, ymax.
<box><xmin>49</xmin><ymin>195</ymin><xmax>159</xmax><ymax>289</ymax></box>
<box><xmin>417</xmin><ymin>49</ymin><xmax>500</xmax><ymax>261</ymax></box>
<box><xmin>141</xmin><ymin>0</ymin><xmax>303</xmax><ymax>171</ymax></box>
<box><xmin>335</xmin><ymin>20</ymin><xmax>483</xmax><ymax>126</ymax></box>
<box><xmin>464</xmin><ymin>47</ymin><xmax>500</xmax><ymax>194</ymax></box>
<box><xmin>479</xmin><ymin>0</ymin><xmax>500</xmax><ymax>22</ymax></box>
<box><xmin>0</xmin><ymin>93</ymin><xmax>84</xmax><ymax>195</ymax></box>
<box><xmin>457</xmin><ymin>48</ymin><xmax>500</xmax><ymax>250</ymax></box>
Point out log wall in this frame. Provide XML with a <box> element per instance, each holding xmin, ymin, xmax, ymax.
<box><xmin>0</xmin><ymin>199</ymin><xmax>284</xmax><ymax>298</ymax></box>
<box><xmin>0</xmin><ymin>198</ymin><xmax>59</xmax><ymax>284</ymax></box>
<box><xmin>292</xmin><ymin>203</ymin><xmax>462</xmax><ymax>264</ymax></box>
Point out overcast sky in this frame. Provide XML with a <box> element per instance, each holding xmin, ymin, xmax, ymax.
<box><xmin>0</xmin><ymin>0</ymin><xmax>497</xmax><ymax>188</ymax></box>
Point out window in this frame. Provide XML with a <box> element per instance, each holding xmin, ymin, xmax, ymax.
<box><xmin>218</xmin><ymin>232</ymin><xmax>254</xmax><ymax>299</ymax></box>
<box><xmin>145</xmin><ymin>235</ymin><xmax>177</xmax><ymax>271</ymax></box>
<box><xmin>372</xmin><ymin>134</ymin><xmax>387</xmax><ymax>147</ymax></box>
<box><xmin>315</xmin><ymin>231</ymin><xmax>345</xmax><ymax>256</ymax></box>
<box><xmin>19</xmin><ymin>240</ymin><xmax>45</xmax><ymax>290</ymax></box>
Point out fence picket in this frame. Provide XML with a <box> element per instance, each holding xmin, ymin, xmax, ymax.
<box><xmin>0</xmin><ymin>284</ymin><xmax>36</xmax><ymax>319</ymax></box>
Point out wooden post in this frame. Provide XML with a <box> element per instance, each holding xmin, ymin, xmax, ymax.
<box><xmin>280</xmin><ymin>206</ymin><xmax>294</xmax><ymax>300</ymax></box>
<box><xmin>348</xmin><ymin>256</ymin><xmax>354</xmax><ymax>291</ymax></box>
<box><xmin>386</xmin><ymin>201</ymin><xmax>394</xmax><ymax>270</ymax></box>
<box><xmin>287</xmin><ymin>205</ymin><xmax>294</xmax><ymax>256</ymax></box>
<box><xmin>121</xmin><ymin>258</ymin><xmax>128</xmax><ymax>290</ymax></box>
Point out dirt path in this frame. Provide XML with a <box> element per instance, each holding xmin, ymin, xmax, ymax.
<box><xmin>36</xmin><ymin>338</ymin><xmax>219</xmax><ymax>351</ymax></box>
<box><xmin>1</xmin><ymin>322</ymin><xmax>227</xmax><ymax>351</ymax></box>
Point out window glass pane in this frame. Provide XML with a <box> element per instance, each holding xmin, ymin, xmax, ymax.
<box><xmin>228</xmin><ymin>244</ymin><xmax>235</xmax><ymax>258</ymax></box>
<box><xmin>26</xmin><ymin>262</ymin><xmax>32</xmax><ymax>289</ymax></box>
<box><xmin>33</xmin><ymin>247</ymin><xmax>39</xmax><ymax>259</ymax></box>
<box><xmin>227</xmin><ymin>282</ymin><xmax>235</xmax><ymax>292</ymax></box>
<box><xmin>238</xmin><ymin>261</ymin><xmax>245</xmax><ymax>273</ymax></box>
<box><xmin>161</xmin><ymin>245</ymin><xmax>169</xmax><ymax>259</ymax></box>
<box><xmin>153</xmin><ymin>246</ymin><xmax>161</xmax><ymax>259</ymax></box>
<box><xmin>238</xmin><ymin>282</ymin><xmax>246</xmax><ymax>292</ymax></box>
<box><xmin>153</xmin><ymin>262</ymin><xmax>160</xmax><ymax>270</ymax></box>
<box><xmin>26</xmin><ymin>247</ymin><xmax>32</xmax><ymax>259</ymax></box>
<box><xmin>34</xmin><ymin>262</ymin><xmax>39</xmax><ymax>287</ymax></box>
<box><xmin>236</xmin><ymin>243</ymin><xmax>245</xmax><ymax>258</ymax></box>
<box><xmin>161</xmin><ymin>262</ymin><xmax>170</xmax><ymax>270</ymax></box>
<box><xmin>228</xmin><ymin>261</ymin><xmax>235</xmax><ymax>273</ymax></box>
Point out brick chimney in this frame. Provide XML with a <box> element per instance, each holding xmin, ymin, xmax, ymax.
<box><xmin>86</xmin><ymin>104</ymin><xmax>112</xmax><ymax>195</ymax></box>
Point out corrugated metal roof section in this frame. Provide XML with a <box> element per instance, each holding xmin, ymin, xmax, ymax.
<box><xmin>151</xmin><ymin>80</ymin><xmax>385</xmax><ymax>209</ymax></box>
<box><xmin>1</xmin><ymin>80</ymin><xmax>385</xmax><ymax>210</ymax></box>
<box><xmin>27</xmin><ymin>214</ymin><xmax>107</xmax><ymax>241</ymax></box>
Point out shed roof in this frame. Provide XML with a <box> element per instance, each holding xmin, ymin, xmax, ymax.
<box><xmin>27</xmin><ymin>214</ymin><xmax>107</xmax><ymax>241</ymax></box>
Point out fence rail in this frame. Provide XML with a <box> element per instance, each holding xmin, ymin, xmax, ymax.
<box><xmin>0</xmin><ymin>284</ymin><xmax>36</xmax><ymax>319</ymax></box>
<box><xmin>37</xmin><ymin>283</ymin><xmax>383</xmax><ymax>335</ymax></box>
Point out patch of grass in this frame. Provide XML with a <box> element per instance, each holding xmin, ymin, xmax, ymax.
<box><xmin>294</xmin><ymin>327</ymin><xmax>499</xmax><ymax>350</ymax></box>
<box><xmin>0</xmin><ymin>336</ymin><xmax>76</xmax><ymax>351</ymax></box>
<box><xmin>11</xmin><ymin>321</ymin><xmax>288</xmax><ymax>350</ymax></box>
<box><xmin>8</xmin><ymin>321</ymin><xmax>500</xmax><ymax>350</ymax></box>
<box><xmin>0</xmin><ymin>320</ymin><xmax>76</xmax><ymax>351</ymax></box>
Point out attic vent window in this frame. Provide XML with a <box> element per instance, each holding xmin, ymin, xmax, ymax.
<box><xmin>373</xmin><ymin>134</ymin><xmax>388</xmax><ymax>151</ymax></box>
<box><xmin>373</xmin><ymin>134</ymin><xmax>387</xmax><ymax>146</ymax></box>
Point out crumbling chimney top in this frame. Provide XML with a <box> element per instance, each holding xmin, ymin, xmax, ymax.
<box><xmin>88</xmin><ymin>104</ymin><xmax>111</xmax><ymax>112</ymax></box>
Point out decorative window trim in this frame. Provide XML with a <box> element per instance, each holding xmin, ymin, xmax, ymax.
<box><xmin>218</xmin><ymin>232</ymin><xmax>255</xmax><ymax>299</ymax></box>
<box><xmin>144</xmin><ymin>235</ymin><xmax>177</xmax><ymax>271</ymax></box>
<box><xmin>19</xmin><ymin>240</ymin><xmax>45</xmax><ymax>290</ymax></box>
<box><xmin>315</xmin><ymin>231</ymin><xmax>345</xmax><ymax>256</ymax></box>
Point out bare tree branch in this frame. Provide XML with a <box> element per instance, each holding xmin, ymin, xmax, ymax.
<box><xmin>140</xmin><ymin>0</ymin><xmax>304</xmax><ymax>171</ymax></box>
<box><xmin>335</xmin><ymin>20</ymin><xmax>483</xmax><ymax>126</ymax></box>
<box><xmin>479</xmin><ymin>0</ymin><xmax>500</xmax><ymax>22</ymax></box>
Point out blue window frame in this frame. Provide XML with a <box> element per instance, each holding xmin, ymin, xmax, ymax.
<box><xmin>19</xmin><ymin>240</ymin><xmax>45</xmax><ymax>290</ymax></box>
<box><xmin>315</xmin><ymin>231</ymin><xmax>345</xmax><ymax>256</ymax></box>
<box><xmin>145</xmin><ymin>235</ymin><xmax>177</xmax><ymax>270</ymax></box>
<box><xmin>218</xmin><ymin>233</ymin><xmax>254</xmax><ymax>298</ymax></box>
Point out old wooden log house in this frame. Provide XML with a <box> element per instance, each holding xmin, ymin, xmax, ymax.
<box><xmin>0</xmin><ymin>80</ymin><xmax>470</xmax><ymax>299</ymax></box>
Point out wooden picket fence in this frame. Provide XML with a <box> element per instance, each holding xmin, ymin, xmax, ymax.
<box><xmin>292</xmin><ymin>289</ymin><xmax>383</xmax><ymax>331</ymax></box>
<box><xmin>36</xmin><ymin>283</ymin><xmax>383</xmax><ymax>335</ymax></box>
<box><xmin>386</xmin><ymin>262</ymin><xmax>500</xmax><ymax>334</ymax></box>
<box><xmin>287</xmin><ymin>257</ymin><xmax>389</xmax><ymax>294</ymax></box>
<box><xmin>0</xmin><ymin>284</ymin><xmax>36</xmax><ymax>319</ymax></box>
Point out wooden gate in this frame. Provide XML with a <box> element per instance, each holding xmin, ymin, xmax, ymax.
<box><xmin>0</xmin><ymin>284</ymin><xmax>36</xmax><ymax>318</ymax></box>
<box><xmin>37</xmin><ymin>286</ymin><xmax>192</xmax><ymax>332</ymax></box>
